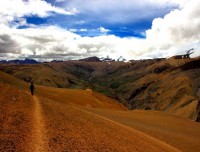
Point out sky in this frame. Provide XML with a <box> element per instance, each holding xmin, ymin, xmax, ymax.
<box><xmin>0</xmin><ymin>0</ymin><xmax>200</xmax><ymax>61</ymax></box>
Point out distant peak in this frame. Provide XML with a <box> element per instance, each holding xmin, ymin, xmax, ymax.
<box><xmin>79</xmin><ymin>56</ymin><xmax>101</xmax><ymax>62</ymax></box>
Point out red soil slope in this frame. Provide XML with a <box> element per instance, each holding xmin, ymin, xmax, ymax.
<box><xmin>85</xmin><ymin>108</ymin><xmax>200</xmax><ymax>152</ymax></box>
<box><xmin>1</xmin><ymin>71</ymin><xmax>200</xmax><ymax>151</ymax></box>
<box><xmin>0</xmin><ymin>83</ymin><xmax>179</xmax><ymax>151</ymax></box>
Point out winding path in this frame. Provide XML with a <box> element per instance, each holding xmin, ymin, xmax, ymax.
<box><xmin>32</xmin><ymin>96</ymin><xmax>47</xmax><ymax>152</ymax></box>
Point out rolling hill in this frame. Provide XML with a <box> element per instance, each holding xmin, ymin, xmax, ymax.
<box><xmin>1</xmin><ymin>57</ymin><xmax>200</xmax><ymax>121</ymax></box>
<box><xmin>1</xmin><ymin>66</ymin><xmax>200</xmax><ymax>151</ymax></box>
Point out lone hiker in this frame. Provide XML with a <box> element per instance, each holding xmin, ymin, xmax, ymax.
<box><xmin>30</xmin><ymin>81</ymin><xmax>35</xmax><ymax>96</ymax></box>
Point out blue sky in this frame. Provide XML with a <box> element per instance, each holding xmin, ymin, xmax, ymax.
<box><xmin>0</xmin><ymin>0</ymin><xmax>200</xmax><ymax>61</ymax></box>
<box><xmin>25</xmin><ymin>0</ymin><xmax>176</xmax><ymax>38</ymax></box>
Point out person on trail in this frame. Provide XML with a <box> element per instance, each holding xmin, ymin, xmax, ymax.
<box><xmin>30</xmin><ymin>81</ymin><xmax>35</xmax><ymax>96</ymax></box>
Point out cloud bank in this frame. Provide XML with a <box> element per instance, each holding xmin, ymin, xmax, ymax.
<box><xmin>0</xmin><ymin>0</ymin><xmax>200</xmax><ymax>61</ymax></box>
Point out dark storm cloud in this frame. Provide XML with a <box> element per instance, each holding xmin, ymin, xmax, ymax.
<box><xmin>0</xmin><ymin>34</ymin><xmax>20</xmax><ymax>54</ymax></box>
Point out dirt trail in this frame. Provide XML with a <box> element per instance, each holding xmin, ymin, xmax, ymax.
<box><xmin>31</xmin><ymin>96</ymin><xmax>47</xmax><ymax>152</ymax></box>
<box><xmin>1</xmin><ymin>81</ymin><xmax>199</xmax><ymax>151</ymax></box>
<box><xmin>75</xmin><ymin>107</ymin><xmax>180</xmax><ymax>152</ymax></box>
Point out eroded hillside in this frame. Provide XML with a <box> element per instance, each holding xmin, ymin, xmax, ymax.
<box><xmin>1</xmin><ymin>73</ymin><xmax>200</xmax><ymax>151</ymax></box>
<box><xmin>0</xmin><ymin>57</ymin><xmax>200</xmax><ymax>121</ymax></box>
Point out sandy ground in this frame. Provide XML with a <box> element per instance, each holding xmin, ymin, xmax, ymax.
<box><xmin>0</xmin><ymin>79</ymin><xmax>200</xmax><ymax>151</ymax></box>
<box><xmin>0</xmin><ymin>84</ymin><xmax>34</xmax><ymax>151</ymax></box>
<box><xmin>38</xmin><ymin>96</ymin><xmax>179</xmax><ymax>152</ymax></box>
<box><xmin>0</xmin><ymin>83</ymin><xmax>180</xmax><ymax>152</ymax></box>
<box><xmin>84</xmin><ymin>108</ymin><xmax>200</xmax><ymax>152</ymax></box>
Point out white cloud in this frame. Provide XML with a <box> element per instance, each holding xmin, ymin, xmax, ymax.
<box><xmin>142</xmin><ymin>0</ymin><xmax>200</xmax><ymax>56</ymax></box>
<box><xmin>149</xmin><ymin>0</ymin><xmax>188</xmax><ymax>7</ymax></box>
<box><xmin>69</xmin><ymin>29</ymin><xmax>78</xmax><ymax>32</ymax></box>
<box><xmin>80</xmin><ymin>29</ymin><xmax>87</xmax><ymax>32</ymax></box>
<box><xmin>0</xmin><ymin>22</ymin><xmax>138</xmax><ymax>60</ymax></box>
<box><xmin>55</xmin><ymin>0</ymin><xmax>66</xmax><ymax>3</ymax></box>
<box><xmin>99</xmin><ymin>27</ymin><xmax>110</xmax><ymax>33</ymax></box>
<box><xmin>0</xmin><ymin>0</ymin><xmax>200</xmax><ymax>61</ymax></box>
<box><xmin>64</xmin><ymin>0</ymin><xmax>179</xmax><ymax>25</ymax></box>
<box><xmin>0</xmin><ymin>0</ymin><xmax>77</xmax><ymax>27</ymax></box>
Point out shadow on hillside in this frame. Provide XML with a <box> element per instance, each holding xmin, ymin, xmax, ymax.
<box><xmin>180</xmin><ymin>58</ymin><xmax>200</xmax><ymax>71</ymax></box>
<box><xmin>180</xmin><ymin>58</ymin><xmax>200</xmax><ymax>122</ymax></box>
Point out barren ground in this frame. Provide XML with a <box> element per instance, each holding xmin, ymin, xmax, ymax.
<box><xmin>1</xmin><ymin>71</ymin><xmax>200</xmax><ymax>151</ymax></box>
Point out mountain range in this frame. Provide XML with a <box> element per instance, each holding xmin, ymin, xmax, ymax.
<box><xmin>0</xmin><ymin>56</ymin><xmax>126</xmax><ymax>64</ymax></box>
<box><xmin>1</xmin><ymin>56</ymin><xmax>200</xmax><ymax>151</ymax></box>
<box><xmin>0</xmin><ymin>56</ymin><xmax>200</xmax><ymax>122</ymax></box>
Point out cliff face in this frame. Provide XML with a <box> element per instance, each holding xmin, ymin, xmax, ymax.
<box><xmin>1</xmin><ymin>57</ymin><xmax>200</xmax><ymax>121</ymax></box>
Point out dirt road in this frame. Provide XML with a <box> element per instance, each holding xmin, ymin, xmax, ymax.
<box><xmin>1</xmin><ymin>83</ymin><xmax>199</xmax><ymax>151</ymax></box>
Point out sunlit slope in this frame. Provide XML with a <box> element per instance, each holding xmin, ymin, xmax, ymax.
<box><xmin>0</xmin><ymin>83</ymin><xmax>35</xmax><ymax>151</ymax></box>
<box><xmin>0</xmin><ymin>83</ymin><xmax>179</xmax><ymax>151</ymax></box>
<box><xmin>35</xmin><ymin>86</ymin><xmax>125</xmax><ymax>109</ymax></box>
<box><xmin>0</xmin><ymin>63</ymin><xmax>83</xmax><ymax>88</ymax></box>
<box><xmin>1</xmin><ymin>57</ymin><xmax>200</xmax><ymax>121</ymax></box>
<box><xmin>85</xmin><ymin>108</ymin><xmax>200</xmax><ymax>152</ymax></box>
<box><xmin>0</xmin><ymin>70</ymin><xmax>125</xmax><ymax>110</ymax></box>
<box><xmin>1</xmin><ymin>71</ymin><xmax>200</xmax><ymax>151</ymax></box>
<box><xmin>0</xmin><ymin>70</ymin><xmax>28</xmax><ymax>89</ymax></box>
